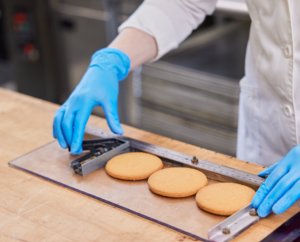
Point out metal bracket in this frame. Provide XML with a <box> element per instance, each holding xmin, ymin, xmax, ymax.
<box><xmin>70</xmin><ymin>138</ymin><xmax>130</xmax><ymax>176</ymax></box>
<box><xmin>209</xmin><ymin>204</ymin><xmax>261</xmax><ymax>242</ymax></box>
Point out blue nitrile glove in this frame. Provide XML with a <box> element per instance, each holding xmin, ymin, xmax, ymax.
<box><xmin>53</xmin><ymin>48</ymin><xmax>130</xmax><ymax>154</ymax></box>
<box><xmin>252</xmin><ymin>145</ymin><xmax>300</xmax><ymax>217</ymax></box>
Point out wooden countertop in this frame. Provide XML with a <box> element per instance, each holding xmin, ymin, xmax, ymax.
<box><xmin>0</xmin><ymin>88</ymin><xmax>299</xmax><ymax>242</ymax></box>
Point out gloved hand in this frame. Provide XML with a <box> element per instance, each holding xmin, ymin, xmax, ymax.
<box><xmin>252</xmin><ymin>145</ymin><xmax>300</xmax><ymax>217</ymax></box>
<box><xmin>53</xmin><ymin>48</ymin><xmax>130</xmax><ymax>154</ymax></box>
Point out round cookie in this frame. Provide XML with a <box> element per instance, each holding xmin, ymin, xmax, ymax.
<box><xmin>105</xmin><ymin>152</ymin><xmax>163</xmax><ymax>180</ymax></box>
<box><xmin>196</xmin><ymin>183</ymin><xmax>255</xmax><ymax>216</ymax></box>
<box><xmin>148</xmin><ymin>167</ymin><xmax>208</xmax><ymax>198</ymax></box>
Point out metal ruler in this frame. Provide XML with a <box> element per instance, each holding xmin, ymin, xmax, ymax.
<box><xmin>85</xmin><ymin>126</ymin><xmax>265</xmax><ymax>187</ymax></box>
<box><xmin>209</xmin><ymin>204</ymin><xmax>261</xmax><ymax>242</ymax></box>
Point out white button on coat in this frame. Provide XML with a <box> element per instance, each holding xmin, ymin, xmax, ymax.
<box><xmin>284</xmin><ymin>105</ymin><xmax>293</xmax><ymax>116</ymax></box>
<box><xmin>284</xmin><ymin>44</ymin><xmax>292</xmax><ymax>58</ymax></box>
<box><xmin>119</xmin><ymin>0</ymin><xmax>300</xmax><ymax>167</ymax></box>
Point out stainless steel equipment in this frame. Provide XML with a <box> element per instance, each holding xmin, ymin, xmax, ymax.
<box><xmin>1</xmin><ymin>0</ymin><xmax>62</xmax><ymax>101</ymax></box>
<box><xmin>216</xmin><ymin>0</ymin><xmax>249</xmax><ymax>17</ymax></box>
<box><xmin>49</xmin><ymin>0</ymin><xmax>109</xmax><ymax>103</ymax></box>
<box><xmin>137</xmin><ymin>20</ymin><xmax>250</xmax><ymax>156</ymax></box>
<box><xmin>1</xmin><ymin>0</ymin><xmax>142</xmax><ymax>115</ymax></box>
<box><xmin>0</xmin><ymin>1</ymin><xmax>12</xmax><ymax>86</ymax></box>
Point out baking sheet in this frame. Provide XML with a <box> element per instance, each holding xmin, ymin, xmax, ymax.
<box><xmin>9</xmin><ymin>141</ymin><xmax>228</xmax><ymax>241</ymax></box>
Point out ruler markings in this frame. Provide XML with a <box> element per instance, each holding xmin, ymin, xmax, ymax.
<box><xmin>85</xmin><ymin>126</ymin><xmax>265</xmax><ymax>186</ymax></box>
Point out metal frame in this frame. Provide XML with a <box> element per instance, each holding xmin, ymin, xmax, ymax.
<box><xmin>84</xmin><ymin>125</ymin><xmax>264</xmax><ymax>242</ymax></box>
<box><xmin>209</xmin><ymin>204</ymin><xmax>261</xmax><ymax>242</ymax></box>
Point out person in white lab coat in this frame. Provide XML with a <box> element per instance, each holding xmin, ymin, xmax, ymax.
<box><xmin>53</xmin><ymin>0</ymin><xmax>300</xmax><ymax>218</ymax></box>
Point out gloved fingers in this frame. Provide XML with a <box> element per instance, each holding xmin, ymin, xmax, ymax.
<box><xmin>70</xmin><ymin>105</ymin><xmax>94</xmax><ymax>155</ymax></box>
<box><xmin>272</xmin><ymin>179</ymin><xmax>300</xmax><ymax>214</ymax></box>
<box><xmin>53</xmin><ymin>119</ymin><xmax>56</xmax><ymax>138</ymax></box>
<box><xmin>53</xmin><ymin>106</ymin><xmax>65</xmax><ymax>139</ymax></box>
<box><xmin>257</xmin><ymin>172</ymin><xmax>296</xmax><ymax>217</ymax></box>
<box><xmin>252</xmin><ymin>161</ymin><xmax>288</xmax><ymax>209</ymax></box>
<box><xmin>53</xmin><ymin>107</ymin><xmax>68</xmax><ymax>149</ymax></box>
<box><xmin>61</xmin><ymin>108</ymin><xmax>76</xmax><ymax>147</ymax></box>
<box><xmin>258</xmin><ymin>160</ymin><xmax>281</xmax><ymax>177</ymax></box>
<box><xmin>102</xmin><ymin>99</ymin><xmax>124</xmax><ymax>135</ymax></box>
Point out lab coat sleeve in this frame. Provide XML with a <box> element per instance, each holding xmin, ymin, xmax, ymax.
<box><xmin>118</xmin><ymin>0</ymin><xmax>218</xmax><ymax>61</ymax></box>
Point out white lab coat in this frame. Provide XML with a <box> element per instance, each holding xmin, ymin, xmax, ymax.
<box><xmin>119</xmin><ymin>0</ymin><xmax>300</xmax><ymax>167</ymax></box>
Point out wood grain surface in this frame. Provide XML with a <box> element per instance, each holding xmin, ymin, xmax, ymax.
<box><xmin>0</xmin><ymin>87</ymin><xmax>299</xmax><ymax>242</ymax></box>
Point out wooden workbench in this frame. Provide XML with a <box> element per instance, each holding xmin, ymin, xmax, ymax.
<box><xmin>0</xmin><ymin>88</ymin><xmax>299</xmax><ymax>242</ymax></box>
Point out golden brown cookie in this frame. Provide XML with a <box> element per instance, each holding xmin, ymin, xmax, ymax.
<box><xmin>105</xmin><ymin>152</ymin><xmax>163</xmax><ymax>180</ymax></box>
<box><xmin>148</xmin><ymin>167</ymin><xmax>208</xmax><ymax>198</ymax></box>
<box><xmin>196</xmin><ymin>183</ymin><xmax>255</xmax><ymax>216</ymax></box>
